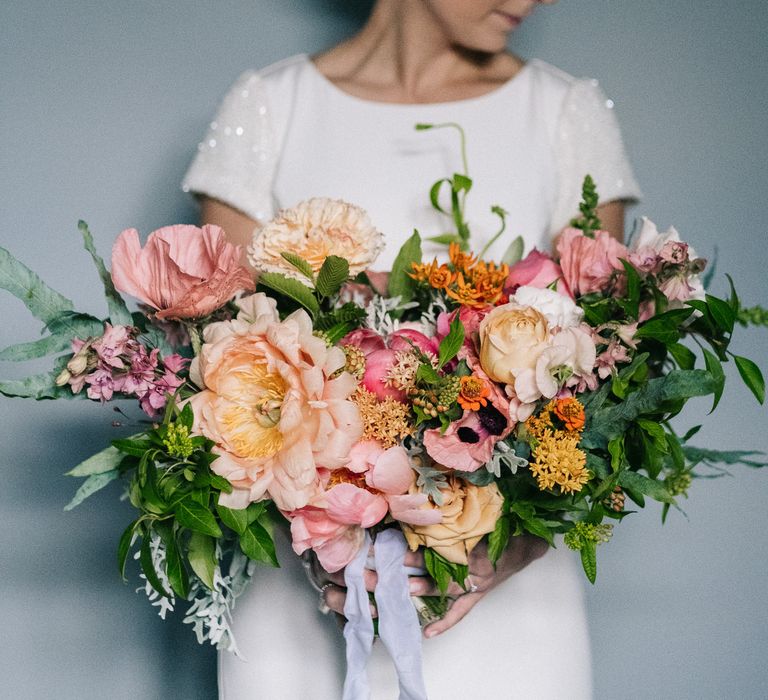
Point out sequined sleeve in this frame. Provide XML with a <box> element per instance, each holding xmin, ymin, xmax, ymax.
<box><xmin>182</xmin><ymin>71</ymin><xmax>276</xmax><ymax>223</ymax></box>
<box><xmin>550</xmin><ymin>79</ymin><xmax>642</xmax><ymax>235</ymax></box>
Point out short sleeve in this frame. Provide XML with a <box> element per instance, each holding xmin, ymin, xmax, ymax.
<box><xmin>182</xmin><ymin>71</ymin><xmax>276</xmax><ymax>223</ymax></box>
<box><xmin>550</xmin><ymin>79</ymin><xmax>642</xmax><ymax>234</ymax></box>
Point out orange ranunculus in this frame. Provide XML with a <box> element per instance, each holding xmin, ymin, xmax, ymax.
<box><xmin>111</xmin><ymin>225</ymin><xmax>254</xmax><ymax>320</ymax></box>
<box><xmin>188</xmin><ymin>293</ymin><xmax>363</xmax><ymax>511</ymax></box>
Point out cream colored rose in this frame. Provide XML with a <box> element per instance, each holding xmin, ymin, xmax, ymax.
<box><xmin>478</xmin><ymin>303</ymin><xmax>550</xmax><ymax>385</ymax></box>
<box><xmin>401</xmin><ymin>477</ymin><xmax>504</xmax><ymax>565</ymax></box>
<box><xmin>248</xmin><ymin>198</ymin><xmax>385</xmax><ymax>284</ymax></box>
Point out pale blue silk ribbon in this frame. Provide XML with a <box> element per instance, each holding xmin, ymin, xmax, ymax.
<box><xmin>342</xmin><ymin>530</ymin><xmax>428</xmax><ymax>700</ymax></box>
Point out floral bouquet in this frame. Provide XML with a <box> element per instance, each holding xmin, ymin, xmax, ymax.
<box><xmin>1</xmin><ymin>126</ymin><xmax>765</xmax><ymax>696</ymax></box>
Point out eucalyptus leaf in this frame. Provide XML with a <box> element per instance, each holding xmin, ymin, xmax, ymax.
<box><xmin>67</xmin><ymin>445</ymin><xmax>124</xmax><ymax>476</ymax></box>
<box><xmin>0</xmin><ymin>334</ymin><xmax>75</xmax><ymax>362</ymax></box>
<box><xmin>64</xmin><ymin>469</ymin><xmax>119</xmax><ymax>510</ymax></box>
<box><xmin>0</xmin><ymin>245</ymin><xmax>73</xmax><ymax>323</ymax></box>
<box><xmin>188</xmin><ymin>532</ymin><xmax>217</xmax><ymax>589</ymax></box>
<box><xmin>78</xmin><ymin>221</ymin><xmax>133</xmax><ymax>325</ymax></box>
<box><xmin>500</xmin><ymin>235</ymin><xmax>525</xmax><ymax>266</ymax></box>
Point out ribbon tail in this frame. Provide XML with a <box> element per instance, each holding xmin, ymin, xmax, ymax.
<box><xmin>374</xmin><ymin>529</ymin><xmax>429</xmax><ymax>700</ymax></box>
<box><xmin>342</xmin><ymin>531</ymin><xmax>374</xmax><ymax>700</ymax></box>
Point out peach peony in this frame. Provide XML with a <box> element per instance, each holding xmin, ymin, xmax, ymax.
<box><xmin>289</xmin><ymin>507</ymin><xmax>365</xmax><ymax>573</ymax></box>
<box><xmin>556</xmin><ymin>227</ymin><xmax>628</xmax><ymax>297</ymax></box>
<box><xmin>111</xmin><ymin>225</ymin><xmax>254</xmax><ymax>320</ymax></box>
<box><xmin>401</xmin><ymin>476</ymin><xmax>504</xmax><ymax>565</ymax></box>
<box><xmin>188</xmin><ymin>293</ymin><xmax>362</xmax><ymax>511</ymax></box>
<box><xmin>248</xmin><ymin>198</ymin><xmax>385</xmax><ymax>283</ymax></box>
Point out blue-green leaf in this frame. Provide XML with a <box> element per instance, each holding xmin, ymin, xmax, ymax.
<box><xmin>501</xmin><ymin>235</ymin><xmax>525</xmax><ymax>266</ymax></box>
<box><xmin>618</xmin><ymin>470</ymin><xmax>674</xmax><ymax>503</ymax></box>
<box><xmin>0</xmin><ymin>246</ymin><xmax>73</xmax><ymax>323</ymax></box>
<box><xmin>67</xmin><ymin>445</ymin><xmax>124</xmax><ymax>476</ymax></box>
<box><xmin>0</xmin><ymin>371</ymin><xmax>75</xmax><ymax>399</ymax></box>
<box><xmin>78</xmin><ymin>221</ymin><xmax>132</xmax><ymax>325</ymax></box>
<box><xmin>64</xmin><ymin>469</ymin><xmax>119</xmax><ymax>510</ymax></box>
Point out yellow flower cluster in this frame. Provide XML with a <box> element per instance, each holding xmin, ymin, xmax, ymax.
<box><xmin>351</xmin><ymin>387</ymin><xmax>415</xmax><ymax>448</ymax></box>
<box><xmin>409</xmin><ymin>243</ymin><xmax>508</xmax><ymax>308</ymax></box>
<box><xmin>525</xmin><ymin>399</ymin><xmax>590</xmax><ymax>494</ymax></box>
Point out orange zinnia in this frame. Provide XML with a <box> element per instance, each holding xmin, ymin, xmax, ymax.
<box><xmin>458</xmin><ymin>375</ymin><xmax>490</xmax><ymax>411</ymax></box>
<box><xmin>553</xmin><ymin>397</ymin><xmax>586</xmax><ymax>432</ymax></box>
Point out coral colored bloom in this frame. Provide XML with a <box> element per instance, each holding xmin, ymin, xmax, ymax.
<box><xmin>289</xmin><ymin>506</ymin><xmax>365</xmax><ymax>573</ymax></box>
<box><xmin>189</xmin><ymin>293</ymin><xmax>362</xmax><ymax>511</ymax></box>
<box><xmin>111</xmin><ymin>225</ymin><xmax>254</xmax><ymax>320</ymax></box>
<box><xmin>361</xmin><ymin>349</ymin><xmax>407</xmax><ymax>402</ymax></box>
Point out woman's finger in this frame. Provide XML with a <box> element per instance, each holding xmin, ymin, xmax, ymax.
<box><xmin>322</xmin><ymin>584</ymin><xmax>378</xmax><ymax>618</ymax></box>
<box><xmin>407</xmin><ymin>575</ymin><xmax>470</xmax><ymax>598</ymax></box>
<box><xmin>326</xmin><ymin>568</ymin><xmax>379</xmax><ymax>592</ymax></box>
<box><xmin>422</xmin><ymin>592</ymin><xmax>482</xmax><ymax>638</ymax></box>
<box><xmin>403</xmin><ymin>550</ymin><xmax>426</xmax><ymax>569</ymax></box>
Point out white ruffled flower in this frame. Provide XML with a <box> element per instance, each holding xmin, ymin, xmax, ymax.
<box><xmin>512</xmin><ymin>286</ymin><xmax>584</xmax><ymax>329</ymax></box>
<box><xmin>249</xmin><ymin>198</ymin><xmax>385</xmax><ymax>284</ymax></box>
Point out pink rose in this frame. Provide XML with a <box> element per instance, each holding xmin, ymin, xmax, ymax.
<box><xmin>111</xmin><ymin>224</ymin><xmax>255</xmax><ymax>320</ymax></box>
<box><xmin>289</xmin><ymin>507</ymin><xmax>364</xmax><ymax>573</ymax></box>
<box><xmin>506</xmin><ymin>249</ymin><xmax>573</xmax><ymax>298</ymax></box>
<box><xmin>556</xmin><ymin>228</ymin><xmax>629</xmax><ymax>297</ymax></box>
<box><xmin>361</xmin><ymin>348</ymin><xmax>406</xmax><ymax>402</ymax></box>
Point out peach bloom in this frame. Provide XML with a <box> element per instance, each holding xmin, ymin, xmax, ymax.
<box><xmin>111</xmin><ymin>225</ymin><xmax>254</xmax><ymax>320</ymax></box>
<box><xmin>478</xmin><ymin>303</ymin><xmax>550</xmax><ymax>385</ymax></box>
<box><xmin>556</xmin><ymin>227</ymin><xmax>629</xmax><ymax>297</ymax></box>
<box><xmin>322</xmin><ymin>442</ymin><xmax>441</xmax><ymax>528</ymax></box>
<box><xmin>289</xmin><ymin>507</ymin><xmax>365</xmax><ymax>573</ymax></box>
<box><xmin>401</xmin><ymin>476</ymin><xmax>504</xmax><ymax>565</ymax></box>
<box><xmin>248</xmin><ymin>198</ymin><xmax>385</xmax><ymax>283</ymax></box>
<box><xmin>506</xmin><ymin>249</ymin><xmax>573</xmax><ymax>298</ymax></box>
<box><xmin>188</xmin><ymin>294</ymin><xmax>362</xmax><ymax>511</ymax></box>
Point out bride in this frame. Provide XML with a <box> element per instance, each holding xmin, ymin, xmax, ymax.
<box><xmin>183</xmin><ymin>1</ymin><xmax>640</xmax><ymax>697</ymax></box>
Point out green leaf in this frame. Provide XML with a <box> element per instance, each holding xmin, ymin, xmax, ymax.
<box><xmin>580</xmin><ymin>540</ymin><xmax>597</xmax><ymax>584</ymax></box>
<box><xmin>216</xmin><ymin>503</ymin><xmax>249</xmax><ymax>535</ymax></box>
<box><xmin>437</xmin><ymin>316</ymin><xmax>465</xmax><ymax>368</ymax></box>
<box><xmin>158</xmin><ymin>525</ymin><xmax>189</xmax><ymax>598</ymax></box>
<box><xmin>423</xmin><ymin>548</ymin><xmax>468</xmax><ymax>596</ymax></box>
<box><xmin>64</xmin><ymin>470</ymin><xmax>119</xmax><ymax>510</ymax></box>
<box><xmin>426</xmin><ymin>233</ymin><xmax>462</xmax><ymax>246</ymax></box>
<box><xmin>188</xmin><ymin>532</ymin><xmax>217</xmax><ymax>589</ymax></box>
<box><xmin>668</xmin><ymin>342</ymin><xmax>696</xmax><ymax>370</ymax></box>
<box><xmin>0</xmin><ymin>334</ymin><xmax>74</xmax><ymax>362</ymax></box>
<box><xmin>706</xmin><ymin>293</ymin><xmax>736</xmax><ymax>334</ymax></box>
<box><xmin>279</xmin><ymin>252</ymin><xmax>315</xmax><ymax>281</ymax></box>
<box><xmin>487</xmin><ymin>516</ymin><xmax>510</xmax><ymax>566</ymax></box>
<box><xmin>733</xmin><ymin>355</ymin><xmax>765</xmax><ymax>404</ymax></box>
<box><xmin>175</xmin><ymin>497</ymin><xmax>222</xmax><ymax>538</ymax></box>
<box><xmin>0</xmin><ymin>371</ymin><xmax>72</xmax><ymax>399</ymax></box>
<box><xmin>429</xmin><ymin>179</ymin><xmax>451</xmax><ymax>216</ymax></box>
<box><xmin>117</xmin><ymin>519</ymin><xmax>138</xmax><ymax>581</ymax></box>
<box><xmin>618</xmin><ymin>470</ymin><xmax>674</xmax><ymax>503</ymax></box>
<box><xmin>67</xmin><ymin>445</ymin><xmax>124</xmax><ymax>476</ymax></box>
<box><xmin>139</xmin><ymin>532</ymin><xmax>171</xmax><ymax>598</ymax></box>
<box><xmin>78</xmin><ymin>221</ymin><xmax>133</xmax><ymax>325</ymax></box>
<box><xmin>618</xmin><ymin>259</ymin><xmax>641</xmax><ymax>319</ymax></box>
<box><xmin>683</xmin><ymin>445</ymin><xmax>766</xmax><ymax>469</ymax></box>
<box><xmin>608</xmin><ymin>437</ymin><xmax>625</xmax><ymax>472</ymax></box>
<box><xmin>257</xmin><ymin>272</ymin><xmax>319</xmax><ymax>316</ymax></box>
<box><xmin>388</xmin><ymin>231</ymin><xmax>422</xmax><ymax>302</ymax></box>
<box><xmin>239</xmin><ymin>520</ymin><xmax>278</xmax><ymax>566</ymax></box>
<box><xmin>315</xmin><ymin>255</ymin><xmax>349</xmax><ymax>298</ymax></box>
<box><xmin>500</xmin><ymin>235</ymin><xmax>524</xmax><ymax>266</ymax></box>
<box><xmin>702</xmin><ymin>348</ymin><xmax>725</xmax><ymax>412</ymax></box>
<box><xmin>452</xmin><ymin>173</ymin><xmax>473</xmax><ymax>193</ymax></box>
<box><xmin>0</xmin><ymin>245</ymin><xmax>74</xmax><ymax>323</ymax></box>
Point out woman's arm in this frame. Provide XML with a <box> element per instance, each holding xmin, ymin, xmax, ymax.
<box><xmin>199</xmin><ymin>196</ymin><xmax>261</xmax><ymax>267</ymax></box>
<box><xmin>596</xmin><ymin>200</ymin><xmax>626</xmax><ymax>242</ymax></box>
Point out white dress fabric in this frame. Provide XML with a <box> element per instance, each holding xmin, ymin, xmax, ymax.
<box><xmin>184</xmin><ymin>54</ymin><xmax>641</xmax><ymax>700</ymax></box>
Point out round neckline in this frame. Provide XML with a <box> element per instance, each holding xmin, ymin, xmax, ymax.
<box><xmin>301</xmin><ymin>53</ymin><xmax>536</xmax><ymax>109</ymax></box>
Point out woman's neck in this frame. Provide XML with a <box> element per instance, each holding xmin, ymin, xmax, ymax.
<box><xmin>313</xmin><ymin>0</ymin><xmax>523</xmax><ymax>104</ymax></box>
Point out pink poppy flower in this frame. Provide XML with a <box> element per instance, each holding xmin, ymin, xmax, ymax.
<box><xmin>111</xmin><ymin>224</ymin><xmax>255</xmax><ymax>320</ymax></box>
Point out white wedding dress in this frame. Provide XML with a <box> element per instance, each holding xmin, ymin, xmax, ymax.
<box><xmin>184</xmin><ymin>54</ymin><xmax>641</xmax><ymax>700</ymax></box>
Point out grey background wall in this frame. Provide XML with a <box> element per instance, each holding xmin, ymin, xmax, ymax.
<box><xmin>1</xmin><ymin>1</ymin><xmax>766</xmax><ymax>698</ymax></box>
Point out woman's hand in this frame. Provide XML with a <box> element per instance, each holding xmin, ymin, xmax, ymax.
<box><xmin>319</xmin><ymin>535</ymin><xmax>548</xmax><ymax>637</ymax></box>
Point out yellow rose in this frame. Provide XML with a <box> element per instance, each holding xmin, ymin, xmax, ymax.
<box><xmin>401</xmin><ymin>476</ymin><xmax>504</xmax><ymax>565</ymax></box>
<box><xmin>478</xmin><ymin>303</ymin><xmax>550</xmax><ymax>385</ymax></box>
